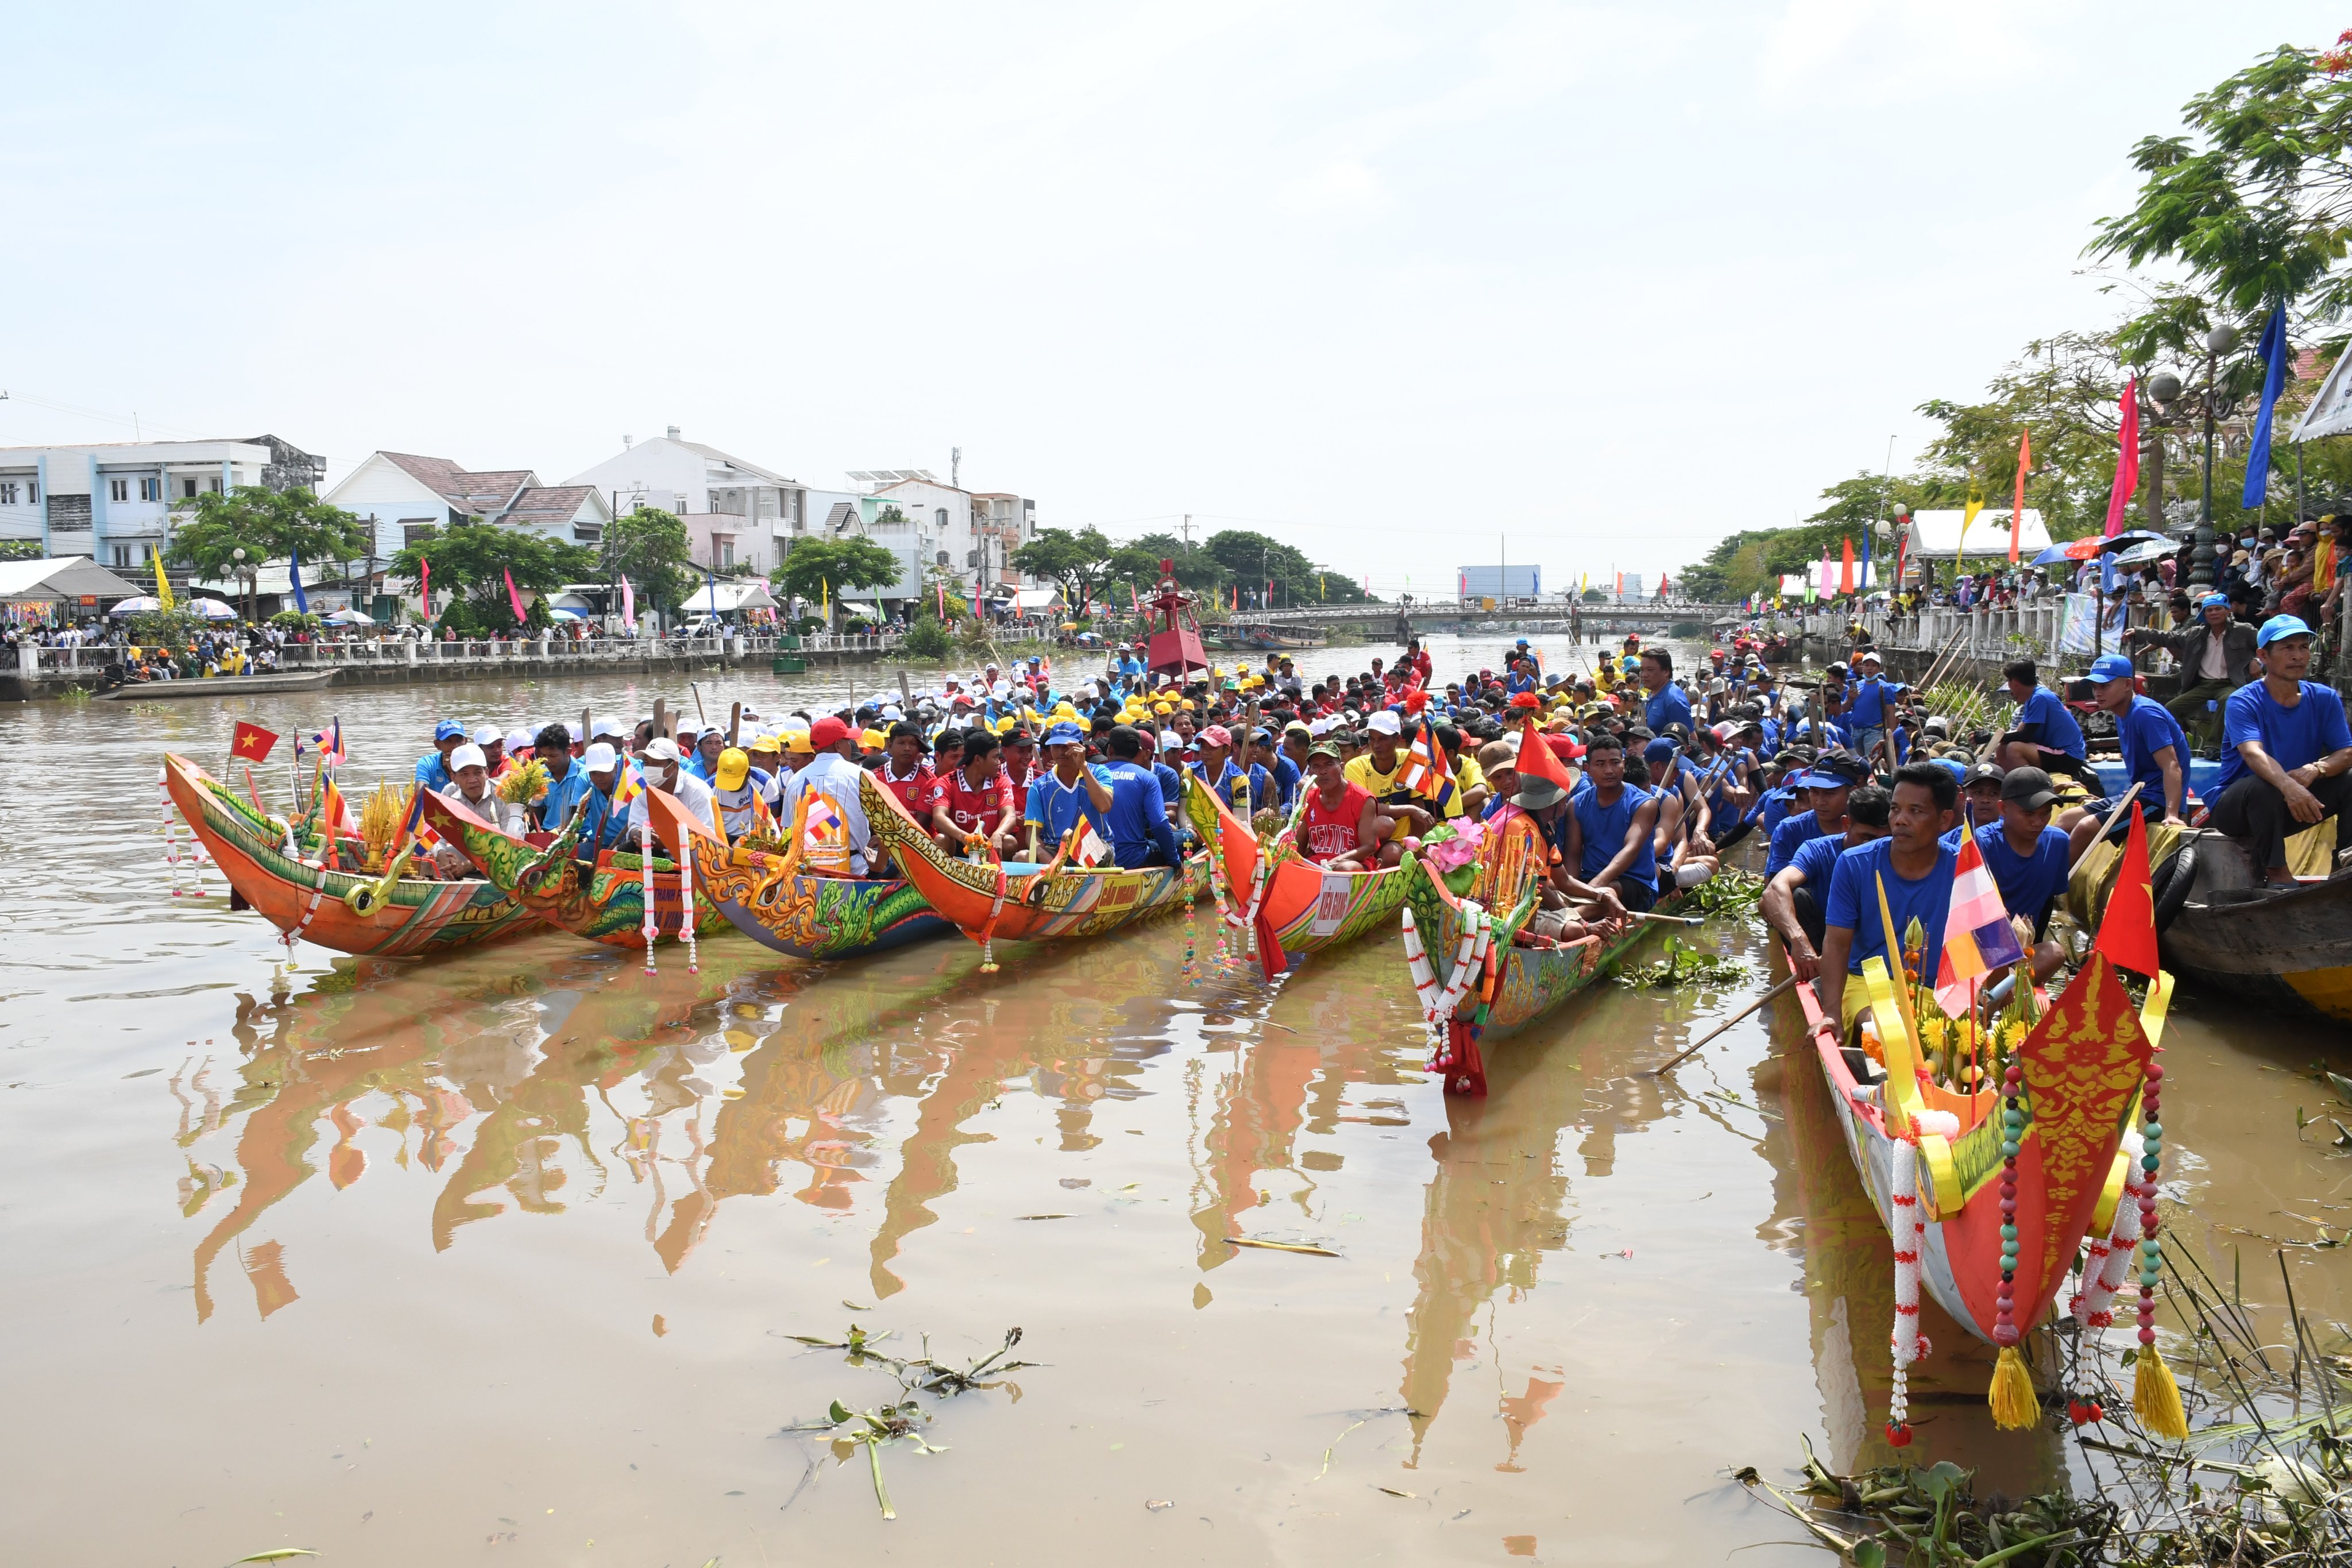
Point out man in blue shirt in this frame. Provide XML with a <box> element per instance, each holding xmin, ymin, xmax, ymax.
<box><xmin>1562</xmin><ymin>732</ymin><xmax>1661</xmax><ymax>912</ymax></box>
<box><xmin>2206</xmin><ymin>615</ymin><xmax>2352</xmax><ymax>885</ymax></box>
<box><xmin>1249</xmin><ymin>727</ymin><xmax>1300</xmax><ymax>814</ymax></box>
<box><xmin>569</xmin><ymin>741</ymin><xmax>632</xmax><ymax>862</ymax></box>
<box><xmin>1998</xmin><ymin>658</ymin><xmax>2089</xmax><ymax>780</ymax></box>
<box><xmin>1760</xmin><ymin>783</ymin><xmax>1890</xmax><ymax>980</ymax></box>
<box><xmin>1818</xmin><ymin>762</ymin><xmax>1961</xmax><ymax>1035</ymax></box>
<box><xmin>1764</xmin><ymin>751</ymin><xmax>1869</xmax><ymax>877</ymax></box>
<box><xmin>532</xmin><ymin>722</ymin><xmax>590</xmax><ymax>833</ymax></box>
<box><xmin>1192</xmin><ymin>724</ymin><xmax>1273</xmax><ymax>816</ymax></box>
<box><xmin>1637</xmin><ymin>648</ymin><xmax>1693</xmax><ymax>737</ymax></box>
<box><xmin>1975</xmin><ymin>767</ymin><xmax>2071</xmax><ymax>962</ymax></box>
<box><xmin>1024</xmin><ymin>720</ymin><xmax>1111</xmax><ymax>858</ymax></box>
<box><xmin>2060</xmin><ymin>652</ymin><xmax>2191</xmax><ymax>862</ymax></box>
<box><xmin>1097</xmin><ymin>726</ymin><xmax>1184</xmax><ymax>870</ymax></box>
<box><xmin>1840</xmin><ymin>650</ymin><xmax>1893</xmax><ymax>766</ymax></box>
<box><xmin>415</xmin><ymin>719</ymin><xmax>466</xmax><ymax>792</ymax></box>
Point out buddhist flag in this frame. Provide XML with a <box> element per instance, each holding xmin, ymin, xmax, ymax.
<box><xmin>1395</xmin><ymin>720</ymin><xmax>1456</xmax><ymax>811</ymax></box>
<box><xmin>2095</xmin><ymin>804</ymin><xmax>2161</xmax><ymax>977</ymax></box>
<box><xmin>153</xmin><ymin>550</ymin><xmax>175</xmax><ymax>611</ymax></box>
<box><xmin>2104</xmin><ymin>379</ymin><xmax>2141</xmax><ymax>538</ymax></box>
<box><xmin>1933</xmin><ymin>832</ymin><xmax>2027</xmax><ymax>1017</ymax></box>
<box><xmin>231</xmin><ymin>721</ymin><xmax>279</xmax><ymax>764</ymax></box>
<box><xmin>1839</xmin><ymin>538</ymin><xmax>1854</xmax><ymax>596</ymax></box>
<box><xmin>2010</xmin><ymin>427</ymin><xmax>2031</xmax><ymax>563</ymax></box>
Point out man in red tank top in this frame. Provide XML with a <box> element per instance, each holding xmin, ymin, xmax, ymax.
<box><xmin>1293</xmin><ymin>740</ymin><xmax>1387</xmax><ymax>869</ymax></box>
<box><xmin>930</xmin><ymin>730</ymin><xmax>1019</xmax><ymax>856</ymax></box>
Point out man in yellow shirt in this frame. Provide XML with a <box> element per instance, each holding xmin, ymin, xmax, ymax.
<box><xmin>1343</xmin><ymin>709</ymin><xmax>1461</xmax><ymax>832</ymax></box>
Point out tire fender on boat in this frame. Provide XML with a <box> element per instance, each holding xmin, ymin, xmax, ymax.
<box><xmin>2151</xmin><ymin>843</ymin><xmax>2196</xmax><ymax>933</ymax></box>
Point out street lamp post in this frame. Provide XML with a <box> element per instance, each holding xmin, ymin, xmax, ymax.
<box><xmin>2177</xmin><ymin>322</ymin><xmax>2239</xmax><ymax>588</ymax></box>
<box><xmin>231</xmin><ymin>545</ymin><xmax>253</xmax><ymax>625</ymax></box>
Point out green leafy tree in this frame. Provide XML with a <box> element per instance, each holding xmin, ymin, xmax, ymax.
<box><xmin>1009</xmin><ymin>526</ymin><xmax>1119</xmax><ymax>609</ymax></box>
<box><xmin>603</xmin><ymin>507</ymin><xmax>696</xmax><ymax>617</ymax></box>
<box><xmin>388</xmin><ymin>523</ymin><xmax>597</xmax><ymax>635</ymax></box>
<box><xmin>774</xmin><ymin>535</ymin><xmax>903</xmax><ymax>619</ymax></box>
<box><xmin>2092</xmin><ymin>38</ymin><xmax>2352</xmax><ymax>323</ymax></box>
<box><xmin>165</xmin><ymin>486</ymin><xmax>371</xmax><ymax>578</ymax></box>
<box><xmin>1124</xmin><ymin>534</ymin><xmax>1231</xmax><ymax>595</ymax></box>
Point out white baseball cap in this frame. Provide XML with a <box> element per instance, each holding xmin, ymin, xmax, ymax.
<box><xmin>450</xmin><ymin>743</ymin><xmax>486</xmax><ymax>771</ymax></box>
<box><xmin>643</xmin><ymin>737</ymin><xmax>683</xmax><ymax>764</ymax></box>
<box><xmin>503</xmin><ymin>728</ymin><xmax>532</xmax><ymax>753</ymax></box>
<box><xmin>1366</xmin><ymin>710</ymin><xmax>1402</xmax><ymax>736</ymax></box>
<box><xmin>582</xmin><ymin>742</ymin><xmax>619</xmax><ymax>771</ymax></box>
<box><xmin>592</xmin><ymin>715</ymin><xmax>626</xmax><ymax>740</ymax></box>
<box><xmin>472</xmin><ymin>724</ymin><xmax>502</xmax><ymax>746</ymax></box>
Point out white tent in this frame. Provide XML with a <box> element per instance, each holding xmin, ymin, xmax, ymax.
<box><xmin>1901</xmin><ymin>508</ymin><xmax>2051</xmax><ymax>558</ymax></box>
<box><xmin>0</xmin><ymin>555</ymin><xmax>145</xmax><ymax>604</ymax></box>
<box><xmin>684</xmin><ymin>578</ymin><xmax>778</xmax><ymax>616</ymax></box>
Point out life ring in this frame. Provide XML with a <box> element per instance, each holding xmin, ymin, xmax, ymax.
<box><xmin>2151</xmin><ymin>844</ymin><xmax>2196</xmax><ymax>933</ymax></box>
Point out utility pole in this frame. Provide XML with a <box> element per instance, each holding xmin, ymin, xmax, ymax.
<box><xmin>1181</xmin><ymin>513</ymin><xmax>1192</xmax><ymax>548</ymax></box>
<box><xmin>951</xmin><ymin>447</ymin><xmax>961</xmax><ymax>489</ymax></box>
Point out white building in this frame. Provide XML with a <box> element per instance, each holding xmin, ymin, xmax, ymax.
<box><xmin>324</xmin><ymin>452</ymin><xmax>613</xmax><ymax>570</ymax></box>
<box><xmin>565</xmin><ymin>427</ymin><xmax>810</xmax><ymax>574</ymax></box>
<box><xmin>0</xmin><ymin>436</ymin><xmax>324</xmax><ymax>572</ymax></box>
<box><xmin>849</xmin><ymin>471</ymin><xmax>1039</xmax><ymax>596</ymax></box>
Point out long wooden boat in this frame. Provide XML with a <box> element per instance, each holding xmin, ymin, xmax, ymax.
<box><xmin>2157</xmin><ymin>829</ymin><xmax>2352</xmax><ymax>1021</ymax></box>
<box><xmin>1399</xmin><ymin>846</ymin><xmax>1689</xmax><ymax>1096</ymax></box>
<box><xmin>419</xmin><ymin>789</ymin><xmax>728</xmax><ymax>947</ymax></box>
<box><xmin>106</xmin><ymin>670</ymin><xmax>335</xmax><ymax>700</ymax></box>
<box><xmin>163</xmin><ymin>752</ymin><xmax>536</xmax><ymax>956</ymax></box>
<box><xmin>858</xmin><ymin>768</ymin><xmax>1205</xmax><ymax>955</ymax></box>
<box><xmin>659</xmin><ymin>794</ymin><xmax>950</xmax><ymax>961</ymax></box>
<box><xmin>1181</xmin><ymin>776</ymin><xmax>1418</xmax><ymax>978</ymax></box>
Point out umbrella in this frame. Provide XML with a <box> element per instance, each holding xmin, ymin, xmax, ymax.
<box><xmin>107</xmin><ymin>595</ymin><xmax>163</xmax><ymax>615</ymax></box>
<box><xmin>324</xmin><ymin>607</ymin><xmax>375</xmax><ymax>625</ymax></box>
<box><xmin>1059</xmin><ymin>621</ymin><xmax>1080</xmax><ymax>631</ymax></box>
<box><xmin>2032</xmin><ymin>539</ymin><xmax>2104</xmax><ymax>566</ymax></box>
<box><xmin>191</xmin><ymin>598</ymin><xmax>238</xmax><ymax>620</ymax></box>
<box><xmin>2100</xmin><ymin>529</ymin><xmax>2170</xmax><ymax>551</ymax></box>
<box><xmin>548</xmin><ymin>606</ymin><xmax>585</xmax><ymax>620</ymax></box>
<box><xmin>2114</xmin><ymin>538</ymin><xmax>2175</xmax><ymax>566</ymax></box>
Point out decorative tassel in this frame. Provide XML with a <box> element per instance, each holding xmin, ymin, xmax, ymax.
<box><xmin>1990</xmin><ymin>1345</ymin><xmax>2041</xmax><ymax>1431</ymax></box>
<box><xmin>2133</xmin><ymin>1343</ymin><xmax>2189</xmax><ymax>1440</ymax></box>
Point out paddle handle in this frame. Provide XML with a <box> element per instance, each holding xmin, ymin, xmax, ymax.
<box><xmin>1628</xmin><ymin>909</ymin><xmax>1702</xmax><ymax>924</ymax></box>
<box><xmin>1651</xmin><ymin>976</ymin><xmax>1797</xmax><ymax>1077</ymax></box>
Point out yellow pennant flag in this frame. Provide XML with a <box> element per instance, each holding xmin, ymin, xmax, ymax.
<box><xmin>1956</xmin><ymin>482</ymin><xmax>1985</xmax><ymax>573</ymax></box>
<box><xmin>153</xmin><ymin>550</ymin><xmax>174</xmax><ymax>611</ymax></box>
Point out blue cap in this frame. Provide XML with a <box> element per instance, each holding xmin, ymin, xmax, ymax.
<box><xmin>435</xmin><ymin>719</ymin><xmax>466</xmax><ymax>742</ymax></box>
<box><xmin>2087</xmin><ymin>653</ymin><xmax>2138</xmax><ymax>683</ymax></box>
<box><xmin>1042</xmin><ymin>721</ymin><xmax>1086</xmax><ymax>746</ymax></box>
<box><xmin>1643</xmin><ymin>737</ymin><xmax>1678</xmax><ymax>765</ymax></box>
<box><xmin>2199</xmin><ymin>593</ymin><xmax>2229</xmax><ymax>609</ymax></box>
<box><xmin>1933</xmin><ymin>757</ymin><xmax>1968</xmax><ymax>783</ymax></box>
<box><xmin>2258</xmin><ymin>614</ymin><xmax>2315</xmax><ymax>648</ymax></box>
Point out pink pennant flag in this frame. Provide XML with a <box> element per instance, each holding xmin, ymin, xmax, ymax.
<box><xmin>503</xmin><ymin>566</ymin><xmax>528</xmax><ymax>625</ymax></box>
<box><xmin>620</xmin><ymin>576</ymin><xmax>637</xmax><ymax>634</ymax></box>
<box><xmin>1933</xmin><ymin>833</ymin><xmax>2026</xmax><ymax>1017</ymax></box>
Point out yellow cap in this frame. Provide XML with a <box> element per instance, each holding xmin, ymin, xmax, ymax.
<box><xmin>994</xmin><ymin>715</ymin><xmax>1015</xmax><ymax>733</ymax></box>
<box><xmin>859</xmin><ymin>729</ymin><xmax>885</xmax><ymax>750</ymax></box>
<box><xmin>783</xmin><ymin>729</ymin><xmax>813</xmax><ymax>754</ymax></box>
<box><xmin>1153</xmin><ymin>701</ymin><xmax>1172</xmax><ymax>714</ymax></box>
<box><xmin>1179</xmin><ymin>698</ymin><xmax>1196</xmax><ymax>710</ymax></box>
<box><xmin>715</xmin><ymin>747</ymin><xmax>751</xmax><ymax>789</ymax></box>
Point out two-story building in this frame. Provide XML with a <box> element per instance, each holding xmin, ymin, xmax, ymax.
<box><xmin>0</xmin><ymin>436</ymin><xmax>324</xmax><ymax>571</ymax></box>
<box><xmin>323</xmin><ymin>453</ymin><xmax>614</xmax><ymax>570</ymax></box>
<box><xmin>565</xmin><ymin>428</ymin><xmax>808</xmax><ymax>574</ymax></box>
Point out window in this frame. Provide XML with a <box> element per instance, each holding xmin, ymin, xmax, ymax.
<box><xmin>935</xmin><ymin>507</ymin><xmax>949</xmax><ymax>528</ymax></box>
<box><xmin>109</xmin><ymin>478</ymin><xmax>128</xmax><ymax>502</ymax></box>
<box><xmin>113</xmin><ymin>546</ymin><xmax>129</xmax><ymax>567</ymax></box>
<box><xmin>183</xmin><ymin>478</ymin><xmax>199</xmax><ymax>499</ymax></box>
<box><xmin>27</xmin><ymin>481</ymin><xmax>36</xmax><ymax>504</ymax></box>
<box><xmin>0</xmin><ymin>482</ymin><xmax>16</xmax><ymax>505</ymax></box>
<box><xmin>401</xmin><ymin>522</ymin><xmax>439</xmax><ymax>549</ymax></box>
<box><xmin>138</xmin><ymin>477</ymin><xmax>160</xmax><ymax>502</ymax></box>
<box><xmin>208</xmin><ymin>476</ymin><xmax>222</xmax><ymax>493</ymax></box>
<box><xmin>719</xmin><ymin>540</ymin><xmax>734</xmax><ymax>567</ymax></box>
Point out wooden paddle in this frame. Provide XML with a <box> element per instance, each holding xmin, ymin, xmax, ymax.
<box><xmin>1651</xmin><ymin>976</ymin><xmax>1797</xmax><ymax>1077</ymax></box>
<box><xmin>728</xmin><ymin>700</ymin><xmax>741</xmax><ymax>748</ymax></box>
<box><xmin>652</xmin><ymin>697</ymin><xmax>669</xmax><ymax>743</ymax></box>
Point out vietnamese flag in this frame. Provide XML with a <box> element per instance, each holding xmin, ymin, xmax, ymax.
<box><xmin>2096</xmin><ymin>804</ymin><xmax>2162</xmax><ymax>977</ymax></box>
<box><xmin>231</xmin><ymin>720</ymin><xmax>280</xmax><ymax>764</ymax></box>
<box><xmin>1839</xmin><ymin>537</ymin><xmax>1855</xmax><ymax>596</ymax></box>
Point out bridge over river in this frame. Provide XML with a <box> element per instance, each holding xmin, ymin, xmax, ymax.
<box><xmin>1218</xmin><ymin>600</ymin><xmax>1754</xmax><ymax>640</ymax></box>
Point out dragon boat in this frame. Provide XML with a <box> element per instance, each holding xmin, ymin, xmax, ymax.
<box><xmin>858</xmin><ymin>770</ymin><xmax>1206</xmax><ymax>962</ymax></box>
<box><xmin>419</xmin><ymin>789</ymin><xmax>728</xmax><ymax>948</ymax></box>
<box><xmin>1397</xmin><ymin>828</ymin><xmax>1690</xmax><ymax>1096</ymax></box>
<box><xmin>163</xmin><ymin>753</ymin><xmax>536</xmax><ymax>957</ymax></box>
<box><xmin>647</xmin><ymin>788</ymin><xmax>950</xmax><ymax>961</ymax></box>
<box><xmin>1181</xmin><ymin>777</ymin><xmax>1420</xmax><ymax>978</ymax></box>
<box><xmin>1792</xmin><ymin>937</ymin><xmax>2175</xmax><ymax>1442</ymax></box>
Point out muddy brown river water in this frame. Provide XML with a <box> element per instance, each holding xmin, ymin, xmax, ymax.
<box><xmin>3</xmin><ymin>634</ymin><xmax>2346</xmax><ymax>1565</ymax></box>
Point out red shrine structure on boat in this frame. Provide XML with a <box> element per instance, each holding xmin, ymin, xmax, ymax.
<box><xmin>1144</xmin><ymin>560</ymin><xmax>1208</xmax><ymax>677</ymax></box>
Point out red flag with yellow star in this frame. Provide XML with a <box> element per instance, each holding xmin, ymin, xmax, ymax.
<box><xmin>230</xmin><ymin>721</ymin><xmax>280</xmax><ymax>764</ymax></box>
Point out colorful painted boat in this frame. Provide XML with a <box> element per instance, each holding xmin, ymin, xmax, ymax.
<box><xmin>419</xmin><ymin>789</ymin><xmax>728</xmax><ymax>947</ymax></box>
<box><xmin>858</xmin><ymin>768</ymin><xmax>1205</xmax><ymax>955</ymax></box>
<box><xmin>1181</xmin><ymin>775</ymin><xmax>1419</xmax><ymax>976</ymax></box>
<box><xmin>163</xmin><ymin>752</ymin><xmax>536</xmax><ymax>956</ymax></box>
<box><xmin>1791</xmin><ymin>957</ymin><xmax>2154</xmax><ymax>1345</ymax></box>
<box><xmin>1398</xmin><ymin>840</ymin><xmax>1689</xmax><ymax>1095</ymax></box>
<box><xmin>660</xmin><ymin>795</ymin><xmax>949</xmax><ymax>961</ymax></box>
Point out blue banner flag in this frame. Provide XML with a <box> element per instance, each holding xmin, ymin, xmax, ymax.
<box><xmin>2242</xmin><ymin>302</ymin><xmax>2288</xmax><ymax>507</ymax></box>
<box><xmin>289</xmin><ymin>547</ymin><xmax>310</xmax><ymax>613</ymax></box>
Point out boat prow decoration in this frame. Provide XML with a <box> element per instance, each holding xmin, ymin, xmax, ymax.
<box><xmin>858</xmin><ymin>767</ymin><xmax>1204</xmax><ymax>965</ymax></box>
<box><xmin>1181</xmin><ymin>773</ymin><xmax>1418</xmax><ymax>978</ymax></box>
<box><xmin>164</xmin><ymin>752</ymin><xmax>535</xmax><ymax>956</ymax></box>
<box><xmin>420</xmin><ymin>787</ymin><xmax>727</xmax><ymax>948</ymax></box>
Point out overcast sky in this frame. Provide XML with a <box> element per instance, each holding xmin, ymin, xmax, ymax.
<box><xmin>3</xmin><ymin>2</ymin><xmax>2336</xmax><ymax>596</ymax></box>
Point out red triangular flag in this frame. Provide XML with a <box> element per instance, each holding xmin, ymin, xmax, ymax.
<box><xmin>2096</xmin><ymin>804</ymin><xmax>2160</xmax><ymax>976</ymax></box>
<box><xmin>1515</xmin><ymin>717</ymin><xmax>1576</xmax><ymax>793</ymax></box>
<box><xmin>1254</xmin><ymin>905</ymin><xmax>1288</xmax><ymax>981</ymax></box>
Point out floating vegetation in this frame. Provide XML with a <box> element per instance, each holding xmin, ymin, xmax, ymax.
<box><xmin>1616</xmin><ymin>937</ymin><xmax>1749</xmax><ymax>990</ymax></box>
<box><xmin>781</xmin><ymin>1324</ymin><xmax>1036</xmax><ymax>1519</ymax></box>
<box><xmin>1739</xmin><ymin>1246</ymin><xmax>2352</xmax><ymax>1565</ymax></box>
<box><xmin>1688</xmin><ymin>868</ymin><xmax>1764</xmax><ymax>916</ymax></box>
